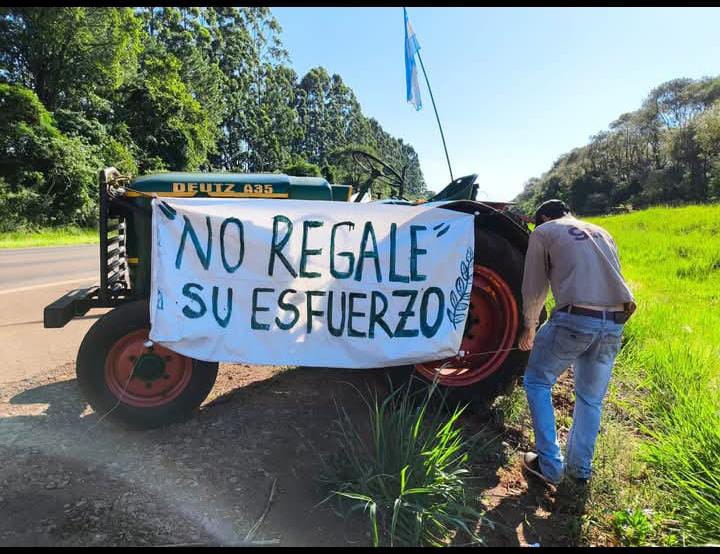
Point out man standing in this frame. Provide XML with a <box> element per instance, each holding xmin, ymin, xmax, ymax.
<box><xmin>518</xmin><ymin>199</ymin><xmax>635</xmax><ymax>487</ymax></box>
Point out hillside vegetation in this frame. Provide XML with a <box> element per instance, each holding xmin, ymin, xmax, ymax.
<box><xmin>517</xmin><ymin>77</ymin><xmax>720</xmax><ymax>216</ymax></box>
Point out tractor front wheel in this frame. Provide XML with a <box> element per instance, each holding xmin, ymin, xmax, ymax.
<box><xmin>76</xmin><ymin>300</ymin><xmax>218</xmax><ymax>429</ymax></box>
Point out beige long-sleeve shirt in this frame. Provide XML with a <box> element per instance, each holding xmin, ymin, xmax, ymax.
<box><xmin>521</xmin><ymin>214</ymin><xmax>634</xmax><ymax>328</ymax></box>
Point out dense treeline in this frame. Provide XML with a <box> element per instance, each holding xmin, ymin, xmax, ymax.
<box><xmin>515</xmin><ymin>77</ymin><xmax>720</xmax><ymax>215</ymax></box>
<box><xmin>0</xmin><ymin>7</ymin><xmax>426</xmax><ymax>231</ymax></box>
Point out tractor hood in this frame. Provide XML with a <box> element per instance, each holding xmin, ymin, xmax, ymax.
<box><xmin>127</xmin><ymin>172</ymin><xmax>352</xmax><ymax>202</ymax></box>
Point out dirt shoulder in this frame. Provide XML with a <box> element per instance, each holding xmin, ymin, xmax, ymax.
<box><xmin>0</xmin><ymin>362</ymin><xmax>593</xmax><ymax>547</ymax></box>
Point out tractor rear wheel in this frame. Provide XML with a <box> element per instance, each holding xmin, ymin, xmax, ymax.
<box><xmin>76</xmin><ymin>300</ymin><xmax>218</xmax><ymax>429</ymax></box>
<box><xmin>392</xmin><ymin>225</ymin><xmax>543</xmax><ymax>412</ymax></box>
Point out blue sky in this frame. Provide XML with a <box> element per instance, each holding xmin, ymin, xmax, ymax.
<box><xmin>271</xmin><ymin>7</ymin><xmax>720</xmax><ymax>201</ymax></box>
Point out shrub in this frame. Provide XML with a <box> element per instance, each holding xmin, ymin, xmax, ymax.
<box><xmin>283</xmin><ymin>158</ymin><xmax>323</xmax><ymax>177</ymax></box>
<box><xmin>0</xmin><ymin>83</ymin><xmax>101</xmax><ymax>228</ymax></box>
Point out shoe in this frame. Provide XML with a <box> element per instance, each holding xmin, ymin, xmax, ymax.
<box><xmin>565</xmin><ymin>465</ymin><xmax>591</xmax><ymax>484</ymax></box>
<box><xmin>566</xmin><ymin>472</ymin><xmax>590</xmax><ymax>486</ymax></box>
<box><xmin>521</xmin><ymin>452</ymin><xmax>561</xmax><ymax>489</ymax></box>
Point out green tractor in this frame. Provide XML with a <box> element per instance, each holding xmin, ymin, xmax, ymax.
<box><xmin>44</xmin><ymin>151</ymin><xmax>538</xmax><ymax>428</ymax></box>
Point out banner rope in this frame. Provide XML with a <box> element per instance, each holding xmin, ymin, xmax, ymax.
<box><xmin>84</xmin><ymin>364</ymin><xmax>137</xmax><ymax>434</ymax></box>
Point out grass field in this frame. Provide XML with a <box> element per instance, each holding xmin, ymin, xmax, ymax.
<box><xmin>583</xmin><ymin>205</ymin><xmax>720</xmax><ymax>545</ymax></box>
<box><xmin>0</xmin><ymin>226</ymin><xmax>98</xmax><ymax>248</ymax></box>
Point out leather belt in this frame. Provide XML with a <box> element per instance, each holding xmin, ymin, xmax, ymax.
<box><xmin>557</xmin><ymin>305</ymin><xmax>627</xmax><ymax>322</ymax></box>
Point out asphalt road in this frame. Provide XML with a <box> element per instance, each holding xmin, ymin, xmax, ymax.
<box><xmin>0</xmin><ymin>245</ymin><xmax>108</xmax><ymax>384</ymax></box>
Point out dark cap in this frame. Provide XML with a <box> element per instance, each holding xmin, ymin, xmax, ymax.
<box><xmin>534</xmin><ymin>199</ymin><xmax>570</xmax><ymax>227</ymax></box>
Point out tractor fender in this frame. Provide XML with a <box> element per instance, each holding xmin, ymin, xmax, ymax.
<box><xmin>430</xmin><ymin>200</ymin><xmax>532</xmax><ymax>255</ymax></box>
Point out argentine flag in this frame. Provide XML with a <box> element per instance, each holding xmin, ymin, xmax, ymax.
<box><xmin>404</xmin><ymin>7</ymin><xmax>422</xmax><ymax>111</ymax></box>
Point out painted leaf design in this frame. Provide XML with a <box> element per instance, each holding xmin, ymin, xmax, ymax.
<box><xmin>447</xmin><ymin>246</ymin><xmax>474</xmax><ymax>330</ymax></box>
<box><xmin>455</xmin><ymin>277</ymin><xmax>464</xmax><ymax>295</ymax></box>
<box><xmin>446</xmin><ymin>308</ymin><xmax>455</xmax><ymax>324</ymax></box>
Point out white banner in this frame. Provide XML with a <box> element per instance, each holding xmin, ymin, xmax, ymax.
<box><xmin>149</xmin><ymin>198</ymin><xmax>474</xmax><ymax>368</ymax></box>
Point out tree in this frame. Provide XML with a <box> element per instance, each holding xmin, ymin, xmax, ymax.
<box><xmin>0</xmin><ymin>7</ymin><xmax>140</xmax><ymax>111</ymax></box>
<box><xmin>696</xmin><ymin>100</ymin><xmax>720</xmax><ymax>198</ymax></box>
<box><xmin>135</xmin><ymin>8</ymin><xmax>225</xmax><ymax>138</ymax></box>
<box><xmin>116</xmin><ymin>48</ymin><xmax>215</xmax><ymax>172</ymax></box>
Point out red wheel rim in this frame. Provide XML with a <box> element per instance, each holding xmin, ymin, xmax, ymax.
<box><xmin>415</xmin><ymin>265</ymin><xmax>519</xmax><ymax>387</ymax></box>
<box><xmin>105</xmin><ymin>329</ymin><xmax>192</xmax><ymax>408</ymax></box>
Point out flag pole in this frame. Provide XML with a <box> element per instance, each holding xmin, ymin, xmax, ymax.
<box><xmin>415</xmin><ymin>51</ymin><xmax>454</xmax><ymax>182</ymax></box>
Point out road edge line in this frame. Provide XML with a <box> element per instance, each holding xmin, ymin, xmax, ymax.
<box><xmin>0</xmin><ymin>276</ymin><xmax>97</xmax><ymax>295</ymax></box>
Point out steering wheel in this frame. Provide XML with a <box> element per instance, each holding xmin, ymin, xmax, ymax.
<box><xmin>344</xmin><ymin>150</ymin><xmax>408</xmax><ymax>202</ymax></box>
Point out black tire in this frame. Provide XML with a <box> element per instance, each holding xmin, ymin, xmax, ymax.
<box><xmin>76</xmin><ymin>300</ymin><xmax>218</xmax><ymax>429</ymax></box>
<box><xmin>389</xmin><ymin>226</ymin><xmax>546</xmax><ymax>413</ymax></box>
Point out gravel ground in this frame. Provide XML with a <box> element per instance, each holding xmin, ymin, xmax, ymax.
<box><xmin>0</xmin><ymin>362</ymin><xmax>383</xmax><ymax>546</ymax></box>
<box><xmin>0</xmin><ymin>360</ymin><xmax>588</xmax><ymax>547</ymax></box>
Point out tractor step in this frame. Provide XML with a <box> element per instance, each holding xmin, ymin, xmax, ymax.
<box><xmin>43</xmin><ymin>286</ymin><xmax>99</xmax><ymax>328</ymax></box>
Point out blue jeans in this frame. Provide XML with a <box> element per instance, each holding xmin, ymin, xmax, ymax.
<box><xmin>523</xmin><ymin>310</ymin><xmax>624</xmax><ymax>483</ymax></box>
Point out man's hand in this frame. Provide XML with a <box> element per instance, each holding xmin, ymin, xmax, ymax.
<box><xmin>519</xmin><ymin>327</ymin><xmax>536</xmax><ymax>351</ymax></box>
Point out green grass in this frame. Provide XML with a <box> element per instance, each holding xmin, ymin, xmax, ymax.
<box><xmin>586</xmin><ymin>204</ymin><xmax>720</xmax><ymax>545</ymax></box>
<box><xmin>321</xmin><ymin>377</ymin><xmax>486</xmax><ymax>547</ymax></box>
<box><xmin>0</xmin><ymin>226</ymin><xmax>98</xmax><ymax>248</ymax></box>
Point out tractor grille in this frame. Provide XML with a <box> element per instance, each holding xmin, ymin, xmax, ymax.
<box><xmin>94</xmin><ymin>170</ymin><xmax>135</xmax><ymax>306</ymax></box>
<box><xmin>102</xmin><ymin>217</ymin><xmax>129</xmax><ymax>294</ymax></box>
